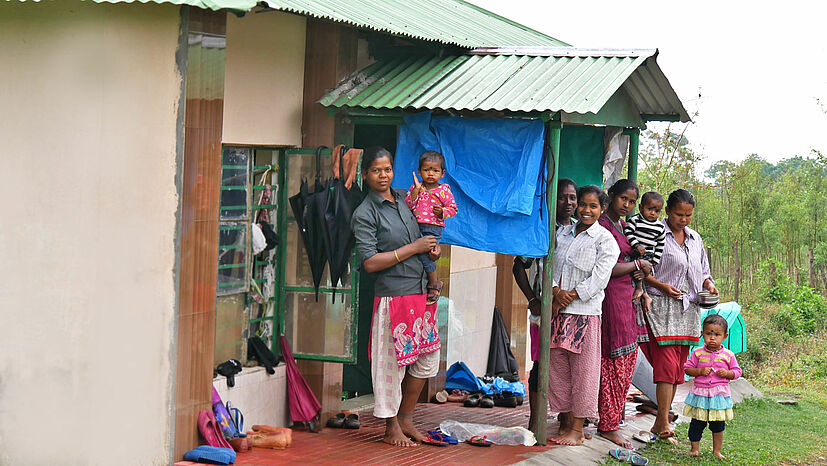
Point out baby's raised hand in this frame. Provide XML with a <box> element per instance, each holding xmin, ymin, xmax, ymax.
<box><xmin>412</xmin><ymin>172</ymin><xmax>422</xmax><ymax>189</ymax></box>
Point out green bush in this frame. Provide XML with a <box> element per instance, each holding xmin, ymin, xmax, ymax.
<box><xmin>772</xmin><ymin>285</ymin><xmax>827</xmax><ymax>335</ymax></box>
<box><xmin>756</xmin><ymin>260</ymin><xmax>794</xmax><ymax>303</ymax></box>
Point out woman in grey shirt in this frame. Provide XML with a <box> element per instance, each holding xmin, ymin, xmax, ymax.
<box><xmin>351</xmin><ymin>147</ymin><xmax>440</xmax><ymax>447</ymax></box>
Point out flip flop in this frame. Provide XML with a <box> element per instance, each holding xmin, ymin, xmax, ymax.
<box><xmin>426</xmin><ymin>429</ymin><xmax>458</xmax><ymax>445</ymax></box>
<box><xmin>632</xmin><ymin>430</ymin><xmax>657</xmax><ymax>444</ymax></box>
<box><xmin>421</xmin><ymin>433</ymin><xmax>449</xmax><ymax>447</ymax></box>
<box><xmin>609</xmin><ymin>448</ymin><xmax>633</xmax><ymax>462</ymax></box>
<box><xmin>629</xmin><ymin>454</ymin><xmax>650</xmax><ymax>465</ymax></box>
<box><xmin>466</xmin><ymin>435</ymin><xmax>492</xmax><ymax>447</ymax></box>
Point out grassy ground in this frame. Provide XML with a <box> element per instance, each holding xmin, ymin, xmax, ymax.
<box><xmin>738</xmin><ymin>302</ymin><xmax>827</xmax><ymax>405</ymax></box>
<box><xmin>607</xmin><ymin>397</ymin><xmax>827</xmax><ymax>465</ymax></box>
<box><xmin>605</xmin><ymin>296</ymin><xmax>827</xmax><ymax>465</ymax></box>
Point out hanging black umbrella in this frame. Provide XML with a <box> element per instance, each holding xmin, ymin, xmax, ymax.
<box><xmin>322</xmin><ymin>146</ymin><xmax>362</xmax><ymax>301</ymax></box>
<box><xmin>289</xmin><ymin>147</ymin><xmax>329</xmax><ymax>300</ymax></box>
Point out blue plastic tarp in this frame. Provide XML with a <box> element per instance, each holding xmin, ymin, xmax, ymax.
<box><xmin>445</xmin><ymin>362</ymin><xmax>527</xmax><ymax>396</ymax></box>
<box><xmin>445</xmin><ymin>361</ymin><xmax>488</xmax><ymax>393</ymax></box>
<box><xmin>393</xmin><ymin>112</ymin><xmax>549</xmax><ymax>257</ymax></box>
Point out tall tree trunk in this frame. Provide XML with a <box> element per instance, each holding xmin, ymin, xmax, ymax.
<box><xmin>808</xmin><ymin>247</ymin><xmax>815</xmax><ymax>288</ymax></box>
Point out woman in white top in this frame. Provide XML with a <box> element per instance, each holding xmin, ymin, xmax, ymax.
<box><xmin>548</xmin><ymin>185</ymin><xmax>620</xmax><ymax>446</ymax></box>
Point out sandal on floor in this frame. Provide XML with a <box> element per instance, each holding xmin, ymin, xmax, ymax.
<box><xmin>632</xmin><ymin>430</ymin><xmax>657</xmax><ymax>444</ymax></box>
<box><xmin>426</xmin><ymin>429</ymin><xmax>458</xmax><ymax>445</ymax></box>
<box><xmin>426</xmin><ymin>280</ymin><xmax>443</xmax><ymax>304</ymax></box>
<box><xmin>421</xmin><ymin>432</ymin><xmax>449</xmax><ymax>447</ymax></box>
<box><xmin>609</xmin><ymin>448</ymin><xmax>633</xmax><ymax>462</ymax></box>
<box><xmin>466</xmin><ymin>435</ymin><xmax>493</xmax><ymax>447</ymax></box>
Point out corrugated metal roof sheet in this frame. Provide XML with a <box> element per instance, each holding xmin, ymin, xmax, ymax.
<box><xmin>262</xmin><ymin>0</ymin><xmax>568</xmax><ymax>48</ymax></box>
<box><xmin>11</xmin><ymin>0</ymin><xmax>256</xmax><ymax>12</ymax></box>
<box><xmin>320</xmin><ymin>48</ymin><xmax>689</xmax><ymax>122</ymax></box>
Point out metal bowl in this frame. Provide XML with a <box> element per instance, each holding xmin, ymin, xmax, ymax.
<box><xmin>698</xmin><ymin>290</ymin><xmax>719</xmax><ymax>309</ymax></box>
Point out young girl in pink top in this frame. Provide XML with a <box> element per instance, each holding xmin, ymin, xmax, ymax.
<box><xmin>683</xmin><ymin>314</ymin><xmax>742</xmax><ymax>458</ymax></box>
<box><xmin>405</xmin><ymin>151</ymin><xmax>457</xmax><ymax>304</ymax></box>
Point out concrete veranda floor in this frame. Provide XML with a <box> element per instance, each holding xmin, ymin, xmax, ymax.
<box><xmin>175</xmin><ymin>381</ymin><xmax>712</xmax><ymax>466</ymax></box>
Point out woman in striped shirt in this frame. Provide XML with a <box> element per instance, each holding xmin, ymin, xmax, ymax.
<box><xmin>642</xmin><ymin>189</ymin><xmax>718</xmax><ymax>439</ymax></box>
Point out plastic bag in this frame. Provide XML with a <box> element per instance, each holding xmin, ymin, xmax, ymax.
<box><xmin>439</xmin><ymin>420</ymin><xmax>536</xmax><ymax>446</ymax></box>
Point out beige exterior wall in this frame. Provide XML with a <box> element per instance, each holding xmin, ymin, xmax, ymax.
<box><xmin>223</xmin><ymin>11</ymin><xmax>306</xmax><ymax>146</ymax></box>
<box><xmin>446</xmin><ymin>247</ymin><xmax>498</xmax><ymax>375</ymax></box>
<box><xmin>0</xmin><ymin>3</ymin><xmax>182</xmax><ymax>464</ymax></box>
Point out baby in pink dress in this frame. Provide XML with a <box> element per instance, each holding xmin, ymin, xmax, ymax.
<box><xmin>405</xmin><ymin>151</ymin><xmax>457</xmax><ymax>304</ymax></box>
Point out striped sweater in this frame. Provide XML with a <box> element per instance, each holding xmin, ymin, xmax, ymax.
<box><xmin>624</xmin><ymin>213</ymin><xmax>666</xmax><ymax>265</ymax></box>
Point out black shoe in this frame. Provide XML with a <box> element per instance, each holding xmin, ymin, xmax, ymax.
<box><xmin>480</xmin><ymin>395</ymin><xmax>495</xmax><ymax>408</ymax></box>
<box><xmin>464</xmin><ymin>393</ymin><xmax>482</xmax><ymax>407</ymax></box>
<box><xmin>326</xmin><ymin>412</ymin><xmax>345</xmax><ymax>428</ymax></box>
<box><xmin>494</xmin><ymin>393</ymin><xmax>518</xmax><ymax>408</ymax></box>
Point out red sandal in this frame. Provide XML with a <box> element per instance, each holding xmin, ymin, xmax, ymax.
<box><xmin>466</xmin><ymin>435</ymin><xmax>493</xmax><ymax>447</ymax></box>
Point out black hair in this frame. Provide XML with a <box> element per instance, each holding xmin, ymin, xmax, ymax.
<box><xmin>607</xmin><ymin>178</ymin><xmax>640</xmax><ymax>199</ymax></box>
<box><xmin>577</xmin><ymin>184</ymin><xmax>609</xmax><ymax>207</ymax></box>
<box><xmin>558</xmin><ymin>178</ymin><xmax>576</xmax><ymax>193</ymax></box>
<box><xmin>641</xmin><ymin>191</ymin><xmax>665</xmax><ymax>207</ymax></box>
<box><xmin>418</xmin><ymin>150</ymin><xmax>445</xmax><ymax>170</ymax></box>
<box><xmin>666</xmin><ymin>188</ymin><xmax>695</xmax><ymax>209</ymax></box>
<box><xmin>361</xmin><ymin>146</ymin><xmax>394</xmax><ymax>175</ymax></box>
<box><xmin>703</xmin><ymin>314</ymin><xmax>728</xmax><ymax>334</ymax></box>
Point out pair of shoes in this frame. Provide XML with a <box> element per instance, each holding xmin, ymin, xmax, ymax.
<box><xmin>609</xmin><ymin>447</ymin><xmax>649</xmax><ymax>465</ymax></box>
<box><xmin>464</xmin><ymin>393</ymin><xmax>494</xmax><ymax>408</ymax></box>
<box><xmin>426</xmin><ymin>280</ymin><xmax>443</xmax><ymax>305</ymax></box>
<box><xmin>247</xmin><ymin>427</ymin><xmax>292</xmax><ymax>450</ymax></box>
<box><xmin>432</xmin><ymin>390</ymin><xmax>449</xmax><ymax>403</ymax></box>
<box><xmin>421</xmin><ymin>432</ymin><xmax>450</xmax><ymax>447</ymax></box>
<box><xmin>325</xmin><ymin>412</ymin><xmax>360</xmax><ymax>429</ymax></box>
<box><xmin>427</xmin><ymin>429</ymin><xmax>458</xmax><ymax>445</ymax></box>
<box><xmin>446</xmin><ymin>389</ymin><xmax>469</xmax><ymax>403</ymax></box>
<box><xmin>493</xmin><ymin>391</ymin><xmax>518</xmax><ymax>408</ymax></box>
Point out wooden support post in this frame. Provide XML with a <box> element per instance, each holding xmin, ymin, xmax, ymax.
<box><xmin>627</xmin><ymin>128</ymin><xmax>640</xmax><ymax>185</ymax></box>
<box><xmin>535</xmin><ymin>120</ymin><xmax>562</xmax><ymax>445</ymax></box>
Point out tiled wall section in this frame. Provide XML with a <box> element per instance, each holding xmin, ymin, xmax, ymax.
<box><xmin>446</xmin><ymin>246</ymin><xmax>497</xmax><ymax>376</ymax></box>
<box><xmin>214</xmin><ymin>366</ymin><xmax>290</xmax><ymax>429</ymax></box>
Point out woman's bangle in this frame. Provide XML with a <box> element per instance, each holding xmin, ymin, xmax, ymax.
<box><xmin>394</xmin><ymin>249</ymin><xmax>401</xmax><ymax>263</ymax></box>
<box><xmin>634</xmin><ymin>259</ymin><xmax>641</xmax><ymax>271</ymax></box>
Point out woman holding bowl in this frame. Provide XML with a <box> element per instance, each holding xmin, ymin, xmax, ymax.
<box><xmin>643</xmin><ymin>188</ymin><xmax>718</xmax><ymax>439</ymax></box>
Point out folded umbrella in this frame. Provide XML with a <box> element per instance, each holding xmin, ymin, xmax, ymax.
<box><xmin>322</xmin><ymin>145</ymin><xmax>363</xmax><ymax>301</ymax></box>
<box><xmin>280</xmin><ymin>335</ymin><xmax>322</xmax><ymax>431</ymax></box>
<box><xmin>289</xmin><ymin>147</ymin><xmax>330</xmax><ymax>300</ymax></box>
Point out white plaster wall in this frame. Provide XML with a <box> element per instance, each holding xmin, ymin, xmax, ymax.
<box><xmin>446</xmin><ymin>247</ymin><xmax>497</xmax><ymax>375</ymax></box>
<box><xmin>214</xmin><ymin>366</ymin><xmax>290</xmax><ymax>429</ymax></box>
<box><xmin>223</xmin><ymin>11</ymin><xmax>305</xmax><ymax>146</ymax></box>
<box><xmin>0</xmin><ymin>3</ymin><xmax>182</xmax><ymax>465</ymax></box>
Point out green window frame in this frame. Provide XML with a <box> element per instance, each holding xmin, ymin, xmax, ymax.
<box><xmin>277</xmin><ymin>148</ymin><xmax>360</xmax><ymax>363</ymax></box>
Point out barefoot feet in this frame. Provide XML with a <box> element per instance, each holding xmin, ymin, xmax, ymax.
<box><xmin>397</xmin><ymin>414</ymin><xmax>426</xmax><ymax>443</ymax></box>
<box><xmin>598</xmin><ymin>430</ymin><xmax>632</xmax><ymax>449</ymax></box>
<box><xmin>551</xmin><ymin>428</ymin><xmax>585</xmax><ymax>446</ymax></box>
<box><xmin>383</xmin><ymin>418</ymin><xmax>418</xmax><ymax>447</ymax></box>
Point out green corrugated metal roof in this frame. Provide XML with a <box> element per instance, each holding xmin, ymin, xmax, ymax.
<box><xmin>10</xmin><ymin>0</ymin><xmax>256</xmax><ymax>12</ymax></box>
<box><xmin>262</xmin><ymin>0</ymin><xmax>568</xmax><ymax>48</ymax></box>
<box><xmin>320</xmin><ymin>48</ymin><xmax>689</xmax><ymax>122</ymax></box>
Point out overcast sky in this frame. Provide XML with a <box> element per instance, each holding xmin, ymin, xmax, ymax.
<box><xmin>470</xmin><ymin>0</ymin><xmax>827</xmax><ymax>165</ymax></box>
